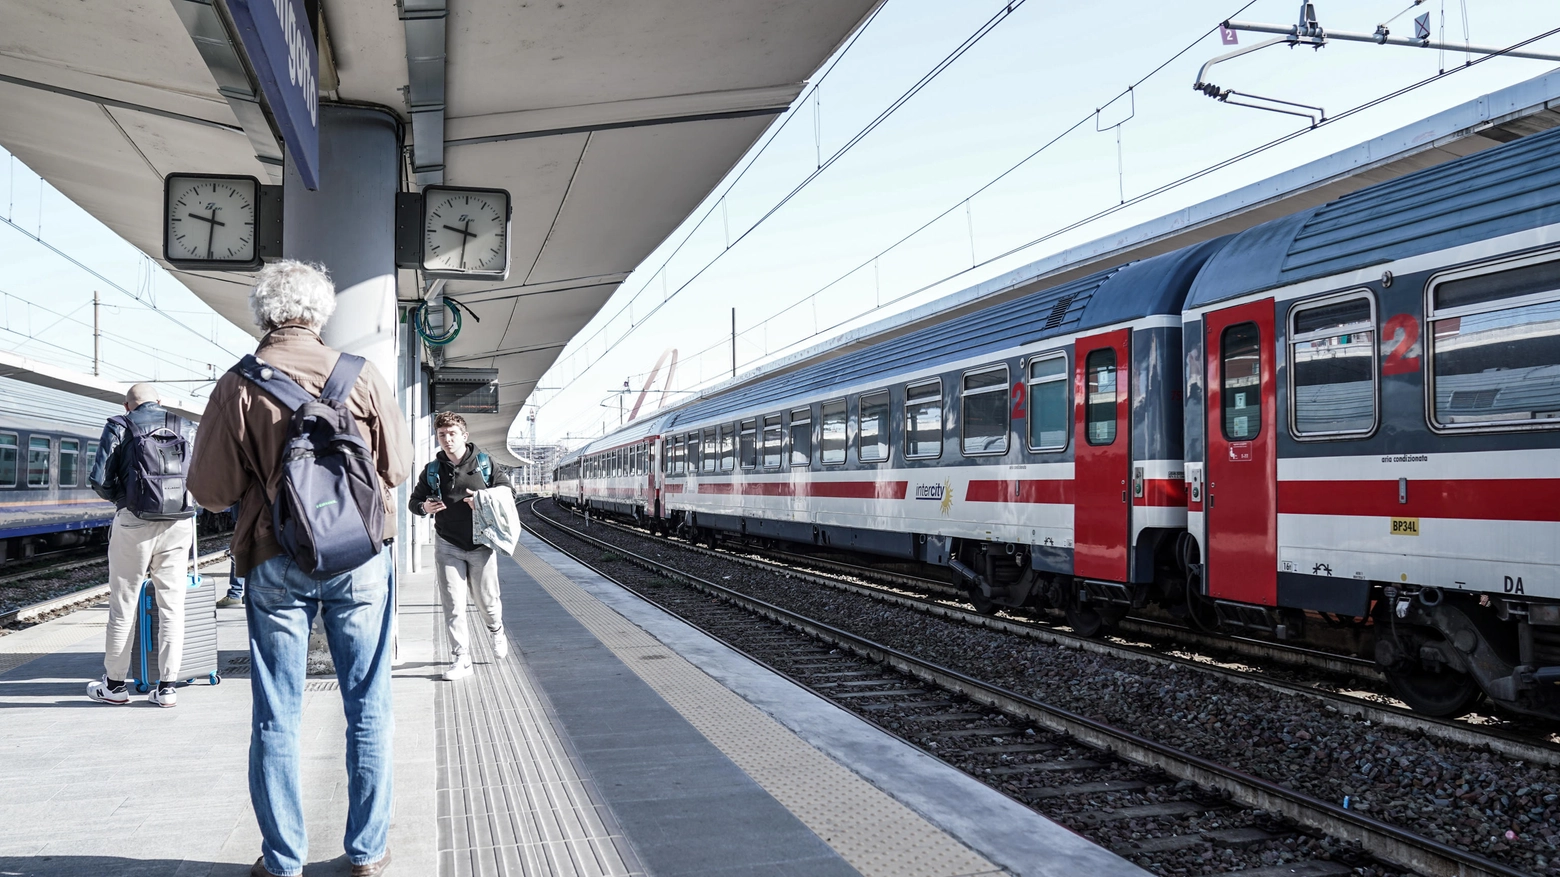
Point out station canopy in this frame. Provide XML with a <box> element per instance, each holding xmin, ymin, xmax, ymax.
<box><xmin>0</xmin><ymin>0</ymin><xmax>880</xmax><ymax>456</ymax></box>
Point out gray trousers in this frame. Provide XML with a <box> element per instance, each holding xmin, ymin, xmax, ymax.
<box><xmin>434</xmin><ymin>535</ymin><xmax>501</xmax><ymax>659</ymax></box>
<box><xmin>104</xmin><ymin>509</ymin><xmax>194</xmax><ymax>682</ymax></box>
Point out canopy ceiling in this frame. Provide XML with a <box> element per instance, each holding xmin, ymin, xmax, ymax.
<box><xmin>0</xmin><ymin>0</ymin><xmax>880</xmax><ymax>457</ymax></box>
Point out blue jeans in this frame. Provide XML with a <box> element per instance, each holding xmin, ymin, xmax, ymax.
<box><xmin>245</xmin><ymin>548</ymin><xmax>394</xmax><ymax>876</ymax></box>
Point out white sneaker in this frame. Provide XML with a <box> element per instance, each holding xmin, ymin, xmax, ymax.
<box><xmin>148</xmin><ymin>684</ymin><xmax>177</xmax><ymax>708</ymax></box>
<box><xmin>444</xmin><ymin>657</ymin><xmax>473</xmax><ymax>681</ymax></box>
<box><xmin>86</xmin><ymin>677</ymin><xmax>130</xmax><ymax>705</ymax></box>
<box><xmin>492</xmin><ymin>631</ymin><xmax>509</xmax><ymax>660</ymax></box>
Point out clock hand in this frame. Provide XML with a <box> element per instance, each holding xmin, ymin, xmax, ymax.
<box><xmin>187</xmin><ymin>211</ymin><xmax>226</xmax><ymax>227</ymax></box>
<box><xmin>459</xmin><ymin>218</ymin><xmax>471</xmax><ymax>269</ymax></box>
<box><xmin>442</xmin><ymin>224</ymin><xmax>477</xmax><ymax>238</ymax></box>
<box><xmin>205</xmin><ymin>206</ymin><xmax>220</xmax><ymax>259</ymax></box>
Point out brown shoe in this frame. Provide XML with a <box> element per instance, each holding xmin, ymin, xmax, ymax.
<box><xmin>251</xmin><ymin>858</ymin><xmax>285</xmax><ymax>877</ymax></box>
<box><xmin>350</xmin><ymin>850</ymin><xmax>391</xmax><ymax>876</ymax></box>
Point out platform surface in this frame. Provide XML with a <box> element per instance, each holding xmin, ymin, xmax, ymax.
<box><xmin>0</xmin><ymin>533</ymin><xmax>1147</xmax><ymax>877</ymax></box>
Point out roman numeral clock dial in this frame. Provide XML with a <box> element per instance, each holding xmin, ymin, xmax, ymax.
<box><xmin>162</xmin><ymin>174</ymin><xmax>261</xmax><ymax>270</ymax></box>
<box><xmin>420</xmin><ymin>186</ymin><xmax>511</xmax><ymax>280</ymax></box>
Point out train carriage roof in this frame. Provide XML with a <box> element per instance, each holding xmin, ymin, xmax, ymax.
<box><xmin>1187</xmin><ymin>124</ymin><xmax>1560</xmax><ymax>309</ymax></box>
<box><xmin>664</xmin><ymin>236</ymin><xmax>1232</xmax><ymax>428</ymax></box>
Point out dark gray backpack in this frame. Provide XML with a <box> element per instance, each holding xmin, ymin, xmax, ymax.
<box><xmin>111</xmin><ymin>411</ymin><xmax>195</xmax><ymax>521</ymax></box>
<box><xmin>234</xmin><ymin>353</ymin><xmax>384</xmax><ymax>579</ymax></box>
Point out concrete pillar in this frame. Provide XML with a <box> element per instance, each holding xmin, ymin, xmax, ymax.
<box><xmin>282</xmin><ymin>104</ymin><xmax>400</xmax><ymax>382</ymax></box>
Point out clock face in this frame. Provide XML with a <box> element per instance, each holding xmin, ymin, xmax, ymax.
<box><xmin>165</xmin><ymin>175</ymin><xmax>259</xmax><ymax>266</ymax></box>
<box><xmin>422</xmin><ymin>187</ymin><xmax>510</xmax><ymax>278</ymax></box>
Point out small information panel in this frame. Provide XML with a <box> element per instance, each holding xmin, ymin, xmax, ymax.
<box><xmin>430</xmin><ymin>368</ymin><xmax>500</xmax><ymax>414</ymax></box>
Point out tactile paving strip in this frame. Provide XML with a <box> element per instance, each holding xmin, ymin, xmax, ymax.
<box><xmin>434</xmin><ymin>604</ymin><xmax>644</xmax><ymax>877</ymax></box>
<box><xmin>512</xmin><ymin>544</ymin><xmax>1006</xmax><ymax>877</ymax></box>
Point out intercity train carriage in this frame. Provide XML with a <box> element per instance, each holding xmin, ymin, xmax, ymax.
<box><xmin>553</xmin><ymin>122</ymin><xmax>1560</xmax><ymax>722</ymax></box>
<box><xmin>0</xmin><ymin>377</ymin><xmax>118</xmax><ymax>561</ymax></box>
<box><xmin>1180</xmin><ymin>125</ymin><xmax>1560</xmax><ymax>720</ymax></box>
<box><xmin>558</xmin><ymin>417</ymin><xmax>660</xmax><ymax>520</ymax></box>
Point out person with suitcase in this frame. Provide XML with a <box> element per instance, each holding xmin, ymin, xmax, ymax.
<box><xmin>85</xmin><ymin>383</ymin><xmax>197</xmax><ymax>708</ymax></box>
<box><xmin>188</xmin><ymin>260</ymin><xmax>410</xmax><ymax>877</ymax></box>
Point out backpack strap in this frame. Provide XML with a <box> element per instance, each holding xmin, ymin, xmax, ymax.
<box><xmin>476</xmin><ymin>451</ymin><xmax>491</xmax><ymax>483</ymax></box>
<box><xmin>320</xmin><ymin>353</ymin><xmax>366</xmax><ymax>404</ymax></box>
<box><xmin>233</xmin><ymin>354</ymin><xmax>315</xmax><ymax>412</ymax></box>
<box><xmin>425</xmin><ymin>460</ymin><xmax>441</xmax><ymax>497</ymax></box>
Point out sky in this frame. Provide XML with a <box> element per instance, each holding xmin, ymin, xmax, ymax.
<box><xmin>2</xmin><ymin>0</ymin><xmax>1558</xmax><ymax>445</ymax></box>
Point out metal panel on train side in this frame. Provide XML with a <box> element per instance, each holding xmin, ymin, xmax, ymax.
<box><xmin>1073</xmin><ymin>329</ymin><xmax>1130</xmax><ymax>581</ymax></box>
<box><xmin>1204</xmin><ymin>299</ymin><xmax>1278</xmax><ymax>605</ymax></box>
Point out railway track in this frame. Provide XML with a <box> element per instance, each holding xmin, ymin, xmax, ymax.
<box><xmin>526</xmin><ymin>499</ymin><xmax>1551</xmax><ymax>877</ymax></box>
<box><xmin>0</xmin><ymin>548</ymin><xmax>231</xmax><ymax>626</ymax></box>
<box><xmin>547</xmin><ymin>504</ymin><xmax>1560</xmax><ymax>762</ymax></box>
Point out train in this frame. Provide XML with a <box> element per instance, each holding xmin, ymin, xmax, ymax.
<box><xmin>0</xmin><ymin>377</ymin><xmax>120</xmax><ymax>561</ymax></box>
<box><xmin>553</xmin><ymin>121</ymin><xmax>1560</xmax><ymax>723</ymax></box>
<box><xmin>0</xmin><ymin>377</ymin><xmax>227</xmax><ymax>563</ymax></box>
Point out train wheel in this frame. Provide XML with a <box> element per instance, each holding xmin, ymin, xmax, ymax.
<box><xmin>1384</xmin><ymin>668</ymin><xmax>1482</xmax><ymax>718</ymax></box>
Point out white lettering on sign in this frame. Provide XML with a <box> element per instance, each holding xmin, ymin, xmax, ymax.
<box><xmin>266</xmin><ymin>0</ymin><xmax>318</xmax><ymax>127</ymax></box>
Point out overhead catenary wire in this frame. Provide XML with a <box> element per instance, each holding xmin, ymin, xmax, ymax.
<box><xmin>537</xmin><ymin>0</ymin><xmax>1266</xmax><ymax>414</ymax></box>
<box><xmin>0</xmin><ymin>212</ymin><xmax>242</xmax><ymax>358</ymax></box>
<box><xmin>669</xmin><ymin>21</ymin><xmax>1560</xmax><ymax>390</ymax></box>
<box><xmin>538</xmin><ymin>0</ymin><xmax>1029</xmax><ymax>403</ymax></box>
<box><xmin>0</xmin><ymin>287</ymin><xmax>223</xmax><ymax>384</ymax></box>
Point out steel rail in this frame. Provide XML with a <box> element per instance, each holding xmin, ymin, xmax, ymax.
<box><xmin>546</xmin><ymin>504</ymin><xmax>1560</xmax><ymax>766</ymax></box>
<box><xmin>529</xmin><ymin>502</ymin><xmax>1532</xmax><ymax>877</ymax></box>
<box><xmin>0</xmin><ymin>549</ymin><xmax>231</xmax><ymax>626</ymax></box>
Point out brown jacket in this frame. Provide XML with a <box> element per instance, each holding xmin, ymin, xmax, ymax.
<box><xmin>188</xmin><ymin>324</ymin><xmax>412</xmax><ymax>576</ymax></box>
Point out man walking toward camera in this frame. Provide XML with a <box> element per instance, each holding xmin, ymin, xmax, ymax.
<box><xmin>188</xmin><ymin>260</ymin><xmax>410</xmax><ymax>877</ymax></box>
<box><xmin>85</xmin><ymin>383</ymin><xmax>196</xmax><ymax>708</ymax></box>
<box><xmin>409</xmin><ymin>411</ymin><xmax>506</xmax><ymax>681</ymax></box>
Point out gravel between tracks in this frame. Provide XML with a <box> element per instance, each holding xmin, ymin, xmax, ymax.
<box><xmin>0</xmin><ymin>535</ymin><xmax>232</xmax><ymax>636</ymax></box>
<box><xmin>528</xmin><ymin>500</ymin><xmax>1560</xmax><ymax>876</ymax></box>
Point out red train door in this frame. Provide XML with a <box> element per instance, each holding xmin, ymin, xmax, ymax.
<box><xmin>1203</xmin><ymin>299</ymin><xmax>1277</xmax><ymax>605</ymax></box>
<box><xmin>1073</xmin><ymin>329</ymin><xmax>1130</xmax><ymax>581</ymax></box>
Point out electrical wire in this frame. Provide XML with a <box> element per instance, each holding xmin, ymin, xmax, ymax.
<box><xmin>0</xmin><ymin>212</ymin><xmax>243</xmax><ymax>358</ymax></box>
<box><xmin>540</xmin><ymin>0</ymin><xmax>1025</xmax><ymax>397</ymax></box>
<box><xmin>535</xmin><ymin>0</ymin><xmax>1263</xmax><ymax>412</ymax></box>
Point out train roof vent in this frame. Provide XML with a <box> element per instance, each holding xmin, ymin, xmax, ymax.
<box><xmin>1043</xmin><ymin>292</ymin><xmax>1077</xmax><ymax>329</ymax></box>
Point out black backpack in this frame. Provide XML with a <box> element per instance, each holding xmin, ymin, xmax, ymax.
<box><xmin>234</xmin><ymin>353</ymin><xmax>385</xmax><ymax>580</ymax></box>
<box><xmin>111</xmin><ymin>410</ymin><xmax>195</xmax><ymax>521</ymax></box>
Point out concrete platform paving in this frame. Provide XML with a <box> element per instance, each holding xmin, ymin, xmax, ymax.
<box><xmin>0</xmin><ymin>533</ymin><xmax>1147</xmax><ymax>877</ymax></box>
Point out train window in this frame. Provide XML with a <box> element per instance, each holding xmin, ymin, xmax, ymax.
<box><xmin>858</xmin><ymin>391</ymin><xmax>890</xmax><ymax>463</ymax></box>
<box><xmin>961</xmin><ymin>366</ymin><xmax>1009</xmax><ymax>455</ymax></box>
<box><xmin>820</xmin><ymin>400</ymin><xmax>847</xmax><ymax>464</ymax></box>
<box><xmin>0</xmin><ymin>433</ymin><xmax>16</xmax><ymax>487</ymax></box>
<box><xmin>701</xmin><ymin>429</ymin><xmax>718</xmax><ymax>473</ymax></box>
<box><xmin>687</xmin><ymin>432</ymin><xmax>700</xmax><ymax>473</ymax></box>
<box><xmin>1220</xmin><ymin>324</ymin><xmax>1261</xmax><ymax>441</ymax></box>
<box><xmin>1290</xmin><ymin>294</ymin><xmax>1376</xmax><ymax>437</ymax></box>
<box><xmin>669</xmin><ymin>438</ymin><xmax>680</xmax><ymax>475</ymax></box>
<box><xmin>789</xmin><ymin>408</ymin><xmax>812</xmax><ymax>467</ymax></box>
<box><xmin>739</xmin><ymin>419</ymin><xmax>757</xmax><ymax>469</ymax></box>
<box><xmin>59</xmin><ymin>438</ymin><xmax>80</xmax><ymax>487</ymax></box>
<box><xmin>762</xmin><ymin>415</ymin><xmax>783</xmax><ymax>468</ymax></box>
<box><xmin>1429</xmin><ymin>256</ymin><xmax>1560</xmax><ymax>429</ymax></box>
<box><xmin>904</xmin><ymin>380</ymin><xmax>942</xmax><ymax>459</ymax></box>
<box><xmin>1028</xmin><ymin>354</ymin><xmax>1068</xmax><ymax>451</ymax></box>
<box><xmin>719</xmin><ymin>424</ymin><xmax>735</xmax><ymax>472</ymax></box>
<box><xmin>87</xmin><ymin>440</ymin><xmax>99</xmax><ymax>471</ymax></box>
<box><xmin>27</xmin><ymin>436</ymin><xmax>51</xmax><ymax>487</ymax></box>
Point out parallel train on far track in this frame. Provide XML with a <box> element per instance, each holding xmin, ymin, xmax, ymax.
<box><xmin>0</xmin><ymin>377</ymin><xmax>120</xmax><ymax>562</ymax></box>
<box><xmin>0</xmin><ymin>377</ymin><xmax>225</xmax><ymax>564</ymax></box>
<box><xmin>555</xmin><ymin>121</ymin><xmax>1560</xmax><ymax>723</ymax></box>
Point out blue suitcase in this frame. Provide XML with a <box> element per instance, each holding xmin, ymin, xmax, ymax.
<box><xmin>128</xmin><ymin>550</ymin><xmax>221</xmax><ymax>692</ymax></box>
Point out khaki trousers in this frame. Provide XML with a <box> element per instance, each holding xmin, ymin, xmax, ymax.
<box><xmin>103</xmin><ymin>509</ymin><xmax>194</xmax><ymax>682</ymax></box>
<box><xmin>433</xmin><ymin>535</ymin><xmax>501</xmax><ymax>659</ymax></box>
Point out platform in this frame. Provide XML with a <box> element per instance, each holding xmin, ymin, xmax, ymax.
<box><xmin>0</xmin><ymin>534</ymin><xmax>1147</xmax><ymax>877</ymax></box>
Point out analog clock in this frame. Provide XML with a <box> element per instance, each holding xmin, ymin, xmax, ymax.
<box><xmin>421</xmin><ymin>185</ymin><xmax>511</xmax><ymax>279</ymax></box>
<box><xmin>163</xmin><ymin>174</ymin><xmax>261</xmax><ymax>269</ymax></box>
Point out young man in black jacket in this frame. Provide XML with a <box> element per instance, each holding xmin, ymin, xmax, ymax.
<box><xmin>409</xmin><ymin>412</ymin><xmax>504</xmax><ymax>680</ymax></box>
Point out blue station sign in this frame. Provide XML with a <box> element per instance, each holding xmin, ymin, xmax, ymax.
<box><xmin>226</xmin><ymin>0</ymin><xmax>321</xmax><ymax>190</ymax></box>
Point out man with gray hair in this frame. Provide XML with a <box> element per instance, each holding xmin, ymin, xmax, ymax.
<box><xmin>86</xmin><ymin>382</ymin><xmax>197</xmax><ymax>708</ymax></box>
<box><xmin>189</xmin><ymin>260</ymin><xmax>410</xmax><ymax>877</ymax></box>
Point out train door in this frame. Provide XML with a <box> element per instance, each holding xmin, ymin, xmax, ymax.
<box><xmin>651</xmin><ymin>437</ymin><xmax>663</xmax><ymax>520</ymax></box>
<box><xmin>1073</xmin><ymin>329</ymin><xmax>1130</xmax><ymax>581</ymax></box>
<box><xmin>1203</xmin><ymin>299</ymin><xmax>1277</xmax><ymax>605</ymax></box>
